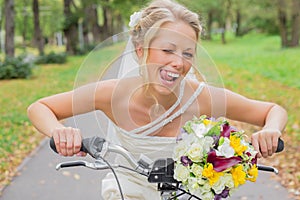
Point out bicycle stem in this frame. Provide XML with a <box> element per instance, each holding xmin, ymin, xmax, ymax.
<box><xmin>107</xmin><ymin>144</ymin><xmax>150</xmax><ymax>175</ymax></box>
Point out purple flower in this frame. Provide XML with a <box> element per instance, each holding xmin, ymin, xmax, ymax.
<box><xmin>180</xmin><ymin>156</ymin><xmax>193</xmax><ymax>166</ymax></box>
<box><xmin>214</xmin><ymin>188</ymin><xmax>230</xmax><ymax>199</ymax></box>
<box><xmin>212</xmin><ymin>135</ymin><xmax>220</xmax><ymax>148</ymax></box>
<box><xmin>207</xmin><ymin>151</ymin><xmax>242</xmax><ymax>172</ymax></box>
<box><xmin>221</xmin><ymin>123</ymin><xmax>237</xmax><ymax>138</ymax></box>
<box><xmin>246</xmin><ymin>152</ymin><xmax>258</xmax><ymax>165</ymax></box>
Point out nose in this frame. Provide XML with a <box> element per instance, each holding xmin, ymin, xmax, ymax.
<box><xmin>170</xmin><ymin>52</ymin><xmax>184</xmax><ymax>70</ymax></box>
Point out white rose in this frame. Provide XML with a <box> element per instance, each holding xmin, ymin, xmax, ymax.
<box><xmin>186</xmin><ymin>177</ymin><xmax>200</xmax><ymax>194</ymax></box>
<box><xmin>192</xmin><ymin>123</ymin><xmax>209</xmax><ymax>138</ymax></box>
<box><xmin>173</xmin><ymin>140</ymin><xmax>188</xmax><ymax>161</ymax></box>
<box><xmin>187</xmin><ymin>143</ymin><xmax>204</xmax><ymax>162</ymax></box>
<box><xmin>223</xmin><ymin>173</ymin><xmax>235</xmax><ymax>189</ymax></box>
<box><xmin>191</xmin><ymin>164</ymin><xmax>204</xmax><ymax>178</ymax></box>
<box><xmin>212</xmin><ymin>175</ymin><xmax>226</xmax><ymax>194</ymax></box>
<box><xmin>216</xmin><ymin>137</ymin><xmax>235</xmax><ymax>158</ymax></box>
<box><xmin>201</xmin><ymin>191</ymin><xmax>215</xmax><ymax>200</ymax></box>
<box><xmin>203</xmin><ymin>136</ymin><xmax>214</xmax><ymax>153</ymax></box>
<box><xmin>174</xmin><ymin>164</ymin><xmax>190</xmax><ymax>182</ymax></box>
<box><xmin>192</xmin><ymin>182</ymin><xmax>213</xmax><ymax>200</ymax></box>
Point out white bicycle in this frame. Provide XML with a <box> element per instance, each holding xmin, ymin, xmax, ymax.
<box><xmin>50</xmin><ymin>136</ymin><xmax>284</xmax><ymax>200</ymax></box>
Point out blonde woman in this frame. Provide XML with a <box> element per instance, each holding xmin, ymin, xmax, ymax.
<box><xmin>28</xmin><ymin>0</ymin><xmax>287</xmax><ymax>199</ymax></box>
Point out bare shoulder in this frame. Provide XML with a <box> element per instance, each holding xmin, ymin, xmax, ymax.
<box><xmin>94</xmin><ymin>77</ymin><xmax>141</xmax><ymax>108</ymax></box>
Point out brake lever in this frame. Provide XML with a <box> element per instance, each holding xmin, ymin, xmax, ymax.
<box><xmin>55</xmin><ymin>160</ymin><xmax>118</xmax><ymax>171</ymax></box>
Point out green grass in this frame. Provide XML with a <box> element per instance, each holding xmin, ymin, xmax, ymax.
<box><xmin>202</xmin><ymin>34</ymin><xmax>300</xmax><ymax>89</ymax></box>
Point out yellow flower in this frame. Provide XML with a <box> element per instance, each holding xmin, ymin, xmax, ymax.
<box><xmin>231</xmin><ymin>165</ymin><xmax>246</xmax><ymax>187</ymax></box>
<box><xmin>230</xmin><ymin>135</ymin><xmax>247</xmax><ymax>156</ymax></box>
<box><xmin>203</xmin><ymin>119</ymin><xmax>217</xmax><ymax>126</ymax></box>
<box><xmin>202</xmin><ymin>163</ymin><xmax>224</xmax><ymax>186</ymax></box>
<box><xmin>203</xmin><ymin>119</ymin><xmax>211</xmax><ymax>126</ymax></box>
<box><xmin>247</xmin><ymin>164</ymin><xmax>258</xmax><ymax>182</ymax></box>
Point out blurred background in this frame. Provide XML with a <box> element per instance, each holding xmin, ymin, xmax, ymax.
<box><xmin>0</xmin><ymin>0</ymin><xmax>299</xmax><ymax>199</ymax></box>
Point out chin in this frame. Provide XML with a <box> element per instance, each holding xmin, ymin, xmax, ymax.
<box><xmin>151</xmin><ymin>82</ymin><xmax>178</xmax><ymax>96</ymax></box>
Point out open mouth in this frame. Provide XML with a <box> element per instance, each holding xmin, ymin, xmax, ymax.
<box><xmin>159</xmin><ymin>69</ymin><xmax>180</xmax><ymax>85</ymax></box>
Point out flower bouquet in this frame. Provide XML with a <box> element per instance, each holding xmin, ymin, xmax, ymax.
<box><xmin>173</xmin><ymin>115</ymin><xmax>258</xmax><ymax>200</ymax></box>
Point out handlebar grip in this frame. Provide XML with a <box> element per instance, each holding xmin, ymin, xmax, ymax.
<box><xmin>276</xmin><ymin>138</ymin><xmax>284</xmax><ymax>153</ymax></box>
<box><xmin>49</xmin><ymin>136</ymin><xmax>106</xmax><ymax>158</ymax></box>
<box><xmin>49</xmin><ymin>137</ymin><xmax>88</xmax><ymax>154</ymax></box>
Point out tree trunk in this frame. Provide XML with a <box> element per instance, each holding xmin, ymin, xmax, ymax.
<box><xmin>22</xmin><ymin>5</ymin><xmax>28</xmax><ymax>49</ymax></box>
<box><xmin>90</xmin><ymin>4</ymin><xmax>101</xmax><ymax>43</ymax></box>
<box><xmin>221</xmin><ymin>24</ymin><xmax>226</xmax><ymax>44</ymax></box>
<box><xmin>4</xmin><ymin>0</ymin><xmax>15</xmax><ymax>57</ymax></box>
<box><xmin>290</xmin><ymin>0</ymin><xmax>300</xmax><ymax>47</ymax></box>
<box><xmin>0</xmin><ymin>6</ymin><xmax>5</xmax><ymax>53</ymax></box>
<box><xmin>63</xmin><ymin>0</ymin><xmax>78</xmax><ymax>55</ymax></box>
<box><xmin>235</xmin><ymin>9</ymin><xmax>241</xmax><ymax>37</ymax></box>
<box><xmin>205</xmin><ymin>10</ymin><xmax>213</xmax><ymax>40</ymax></box>
<box><xmin>100</xmin><ymin>2</ymin><xmax>110</xmax><ymax>41</ymax></box>
<box><xmin>278</xmin><ymin>0</ymin><xmax>288</xmax><ymax>47</ymax></box>
<box><xmin>33</xmin><ymin>0</ymin><xmax>44</xmax><ymax>55</ymax></box>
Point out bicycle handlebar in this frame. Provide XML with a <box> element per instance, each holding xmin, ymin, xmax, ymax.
<box><xmin>50</xmin><ymin>136</ymin><xmax>106</xmax><ymax>158</ymax></box>
<box><xmin>50</xmin><ymin>136</ymin><xmax>149</xmax><ymax>175</ymax></box>
<box><xmin>49</xmin><ymin>136</ymin><xmax>284</xmax><ymax>186</ymax></box>
<box><xmin>50</xmin><ymin>136</ymin><xmax>285</xmax><ymax>156</ymax></box>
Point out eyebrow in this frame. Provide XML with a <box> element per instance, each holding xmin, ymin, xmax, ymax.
<box><xmin>167</xmin><ymin>42</ymin><xmax>195</xmax><ymax>51</ymax></box>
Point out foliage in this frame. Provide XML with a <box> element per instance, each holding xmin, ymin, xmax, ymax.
<box><xmin>35</xmin><ymin>51</ymin><xmax>67</xmax><ymax>64</ymax></box>
<box><xmin>14</xmin><ymin>0</ymin><xmax>64</xmax><ymax>40</ymax></box>
<box><xmin>0</xmin><ymin>55</ymin><xmax>34</xmax><ymax>79</ymax></box>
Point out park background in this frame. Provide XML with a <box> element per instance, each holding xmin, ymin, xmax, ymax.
<box><xmin>0</xmin><ymin>0</ymin><xmax>299</xmax><ymax>199</ymax></box>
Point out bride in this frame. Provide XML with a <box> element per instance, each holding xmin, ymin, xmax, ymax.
<box><xmin>27</xmin><ymin>0</ymin><xmax>287</xmax><ymax>199</ymax></box>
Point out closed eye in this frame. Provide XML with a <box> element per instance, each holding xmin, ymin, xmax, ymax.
<box><xmin>162</xmin><ymin>49</ymin><xmax>175</xmax><ymax>53</ymax></box>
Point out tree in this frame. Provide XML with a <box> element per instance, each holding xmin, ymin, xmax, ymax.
<box><xmin>278</xmin><ymin>0</ymin><xmax>300</xmax><ymax>48</ymax></box>
<box><xmin>33</xmin><ymin>0</ymin><xmax>44</xmax><ymax>55</ymax></box>
<box><xmin>63</xmin><ymin>0</ymin><xmax>79</xmax><ymax>55</ymax></box>
<box><xmin>290</xmin><ymin>0</ymin><xmax>300</xmax><ymax>47</ymax></box>
<box><xmin>4</xmin><ymin>0</ymin><xmax>15</xmax><ymax>57</ymax></box>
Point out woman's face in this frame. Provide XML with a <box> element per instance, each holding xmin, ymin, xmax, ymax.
<box><xmin>143</xmin><ymin>21</ymin><xmax>197</xmax><ymax>95</ymax></box>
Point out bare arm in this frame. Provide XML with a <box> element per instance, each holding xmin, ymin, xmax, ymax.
<box><xmin>198</xmin><ymin>84</ymin><xmax>287</xmax><ymax>158</ymax></box>
<box><xmin>224</xmin><ymin>89</ymin><xmax>288</xmax><ymax>158</ymax></box>
<box><xmin>27</xmin><ymin>80</ymin><xmax>116</xmax><ymax>156</ymax></box>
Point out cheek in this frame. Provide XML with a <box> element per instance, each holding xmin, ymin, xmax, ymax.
<box><xmin>183</xmin><ymin>61</ymin><xmax>193</xmax><ymax>75</ymax></box>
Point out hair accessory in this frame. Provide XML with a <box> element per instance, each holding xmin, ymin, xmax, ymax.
<box><xmin>129</xmin><ymin>11</ymin><xmax>142</xmax><ymax>28</ymax></box>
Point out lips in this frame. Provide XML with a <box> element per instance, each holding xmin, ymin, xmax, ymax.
<box><xmin>159</xmin><ymin>69</ymin><xmax>180</xmax><ymax>84</ymax></box>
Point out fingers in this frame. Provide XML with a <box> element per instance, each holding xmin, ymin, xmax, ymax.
<box><xmin>51</xmin><ymin>127</ymin><xmax>82</xmax><ymax>156</ymax></box>
<box><xmin>251</xmin><ymin>129</ymin><xmax>281</xmax><ymax>158</ymax></box>
<box><xmin>251</xmin><ymin>136</ymin><xmax>262</xmax><ymax>158</ymax></box>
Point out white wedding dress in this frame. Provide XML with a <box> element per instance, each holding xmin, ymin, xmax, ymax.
<box><xmin>101</xmin><ymin>81</ymin><xmax>205</xmax><ymax>200</ymax></box>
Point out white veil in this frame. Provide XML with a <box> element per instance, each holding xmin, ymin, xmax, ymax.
<box><xmin>71</xmin><ymin>27</ymin><xmax>226</xmax><ymax>142</ymax></box>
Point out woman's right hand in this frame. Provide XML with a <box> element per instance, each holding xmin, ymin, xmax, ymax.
<box><xmin>52</xmin><ymin>127</ymin><xmax>84</xmax><ymax>156</ymax></box>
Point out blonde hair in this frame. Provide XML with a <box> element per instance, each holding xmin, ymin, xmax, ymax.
<box><xmin>130</xmin><ymin>0</ymin><xmax>205</xmax><ymax>82</ymax></box>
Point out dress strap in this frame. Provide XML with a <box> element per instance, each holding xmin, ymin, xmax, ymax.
<box><xmin>139</xmin><ymin>82</ymin><xmax>205</xmax><ymax>136</ymax></box>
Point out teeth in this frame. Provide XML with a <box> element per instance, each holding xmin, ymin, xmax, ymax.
<box><xmin>167</xmin><ymin>71</ymin><xmax>179</xmax><ymax>78</ymax></box>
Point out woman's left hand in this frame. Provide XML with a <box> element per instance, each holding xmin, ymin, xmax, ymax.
<box><xmin>251</xmin><ymin>128</ymin><xmax>282</xmax><ymax>158</ymax></box>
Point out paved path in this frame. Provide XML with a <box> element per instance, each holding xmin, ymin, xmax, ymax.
<box><xmin>0</xmin><ymin>112</ymin><xmax>294</xmax><ymax>200</ymax></box>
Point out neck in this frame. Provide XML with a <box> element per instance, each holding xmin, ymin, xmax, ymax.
<box><xmin>141</xmin><ymin>84</ymin><xmax>179</xmax><ymax>109</ymax></box>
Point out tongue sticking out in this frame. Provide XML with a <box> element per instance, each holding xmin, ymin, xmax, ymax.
<box><xmin>160</xmin><ymin>69</ymin><xmax>178</xmax><ymax>82</ymax></box>
<box><xmin>160</xmin><ymin>70</ymin><xmax>173</xmax><ymax>81</ymax></box>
